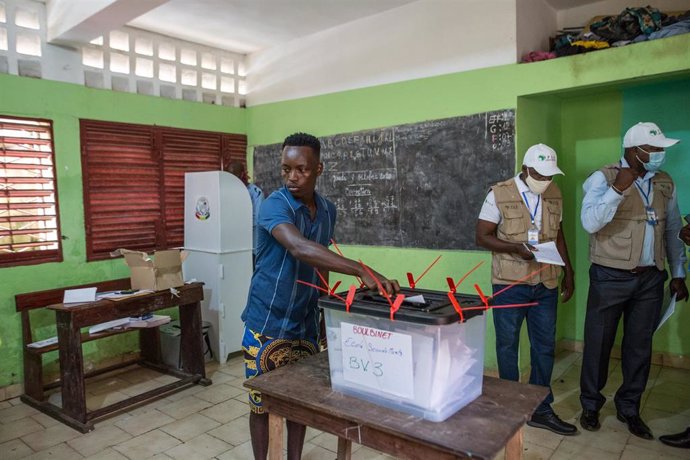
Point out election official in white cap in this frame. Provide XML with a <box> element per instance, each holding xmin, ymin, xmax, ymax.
<box><xmin>476</xmin><ymin>143</ymin><xmax>576</xmax><ymax>436</ymax></box>
<box><xmin>579</xmin><ymin>122</ymin><xmax>688</xmax><ymax>440</ymax></box>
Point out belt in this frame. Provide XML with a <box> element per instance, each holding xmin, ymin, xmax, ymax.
<box><xmin>629</xmin><ymin>266</ymin><xmax>658</xmax><ymax>274</ymax></box>
<box><xmin>594</xmin><ymin>264</ymin><xmax>658</xmax><ymax>275</ymax></box>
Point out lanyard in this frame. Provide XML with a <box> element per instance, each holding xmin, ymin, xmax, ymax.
<box><xmin>521</xmin><ymin>191</ymin><xmax>540</xmax><ymax>225</ymax></box>
<box><xmin>633</xmin><ymin>180</ymin><xmax>653</xmax><ymax>206</ymax></box>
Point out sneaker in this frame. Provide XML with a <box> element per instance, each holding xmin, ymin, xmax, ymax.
<box><xmin>527</xmin><ymin>411</ymin><xmax>578</xmax><ymax>436</ymax></box>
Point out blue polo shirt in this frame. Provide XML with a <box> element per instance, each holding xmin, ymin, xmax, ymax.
<box><xmin>241</xmin><ymin>186</ymin><xmax>337</xmax><ymax>339</ymax></box>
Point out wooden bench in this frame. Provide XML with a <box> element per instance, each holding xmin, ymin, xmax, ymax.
<box><xmin>15</xmin><ymin>280</ymin><xmax>210</xmax><ymax>432</ymax></box>
<box><xmin>15</xmin><ymin>278</ymin><xmax>134</xmax><ymax>404</ymax></box>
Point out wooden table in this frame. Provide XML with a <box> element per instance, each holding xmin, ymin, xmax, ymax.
<box><xmin>245</xmin><ymin>353</ymin><xmax>548</xmax><ymax>460</ymax></box>
<box><xmin>26</xmin><ymin>283</ymin><xmax>211</xmax><ymax>433</ymax></box>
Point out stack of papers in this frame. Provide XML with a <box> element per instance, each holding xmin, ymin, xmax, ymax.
<box><xmin>529</xmin><ymin>241</ymin><xmax>565</xmax><ymax>266</ymax></box>
<box><xmin>88</xmin><ymin>315</ymin><xmax>171</xmax><ymax>334</ymax></box>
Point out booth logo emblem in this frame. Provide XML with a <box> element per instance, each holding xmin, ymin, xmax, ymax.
<box><xmin>195</xmin><ymin>197</ymin><xmax>211</xmax><ymax>220</ymax></box>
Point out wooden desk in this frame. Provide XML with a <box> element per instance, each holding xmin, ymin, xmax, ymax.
<box><xmin>22</xmin><ymin>282</ymin><xmax>211</xmax><ymax>433</ymax></box>
<box><xmin>245</xmin><ymin>353</ymin><xmax>548</xmax><ymax>460</ymax></box>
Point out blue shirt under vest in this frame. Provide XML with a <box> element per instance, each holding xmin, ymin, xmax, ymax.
<box><xmin>241</xmin><ymin>185</ymin><xmax>337</xmax><ymax>339</ymax></box>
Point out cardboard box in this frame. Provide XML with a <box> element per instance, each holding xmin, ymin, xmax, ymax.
<box><xmin>112</xmin><ymin>249</ymin><xmax>187</xmax><ymax>291</ymax></box>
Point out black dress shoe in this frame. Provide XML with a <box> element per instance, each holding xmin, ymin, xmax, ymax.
<box><xmin>617</xmin><ymin>413</ymin><xmax>653</xmax><ymax>440</ymax></box>
<box><xmin>659</xmin><ymin>427</ymin><xmax>690</xmax><ymax>449</ymax></box>
<box><xmin>580</xmin><ymin>409</ymin><xmax>600</xmax><ymax>431</ymax></box>
<box><xmin>527</xmin><ymin>411</ymin><xmax>579</xmax><ymax>436</ymax></box>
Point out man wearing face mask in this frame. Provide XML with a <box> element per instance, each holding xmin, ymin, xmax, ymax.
<box><xmin>579</xmin><ymin>122</ymin><xmax>688</xmax><ymax>440</ymax></box>
<box><xmin>476</xmin><ymin>144</ymin><xmax>576</xmax><ymax>435</ymax></box>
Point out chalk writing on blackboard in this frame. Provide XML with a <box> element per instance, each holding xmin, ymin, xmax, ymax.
<box><xmin>253</xmin><ymin>109</ymin><xmax>515</xmax><ymax>250</ymax></box>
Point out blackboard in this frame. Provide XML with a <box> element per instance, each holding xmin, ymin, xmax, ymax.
<box><xmin>253</xmin><ymin>109</ymin><xmax>515</xmax><ymax>250</ymax></box>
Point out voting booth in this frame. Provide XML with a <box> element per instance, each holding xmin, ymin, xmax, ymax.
<box><xmin>320</xmin><ymin>288</ymin><xmax>487</xmax><ymax>422</ymax></box>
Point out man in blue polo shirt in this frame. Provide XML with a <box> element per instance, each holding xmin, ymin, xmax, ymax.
<box><xmin>241</xmin><ymin>132</ymin><xmax>398</xmax><ymax>460</ymax></box>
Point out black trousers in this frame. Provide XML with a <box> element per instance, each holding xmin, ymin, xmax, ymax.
<box><xmin>580</xmin><ymin>263</ymin><xmax>667</xmax><ymax>416</ymax></box>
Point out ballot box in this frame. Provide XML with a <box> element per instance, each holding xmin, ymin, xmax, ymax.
<box><xmin>320</xmin><ymin>287</ymin><xmax>487</xmax><ymax>422</ymax></box>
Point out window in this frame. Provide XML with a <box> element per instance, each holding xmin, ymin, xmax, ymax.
<box><xmin>0</xmin><ymin>116</ymin><xmax>62</xmax><ymax>267</ymax></box>
<box><xmin>80</xmin><ymin>120</ymin><xmax>247</xmax><ymax>261</ymax></box>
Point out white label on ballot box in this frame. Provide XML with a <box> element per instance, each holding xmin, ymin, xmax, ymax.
<box><xmin>340</xmin><ymin>322</ymin><xmax>414</xmax><ymax>399</ymax></box>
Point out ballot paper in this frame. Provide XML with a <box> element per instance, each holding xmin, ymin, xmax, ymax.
<box><xmin>405</xmin><ymin>295</ymin><xmax>426</xmax><ymax>304</ymax></box>
<box><xmin>530</xmin><ymin>241</ymin><xmax>565</xmax><ymax>266</ymax></box>
<box><xmin>63</xmin><ymin>287</ymin><xmax>97</xmax><ymax>304</ymax></box>
<box><xmin>656</xmin><ymin>289</ymin><xmax>677</xmax><ymax>331</ymax></box>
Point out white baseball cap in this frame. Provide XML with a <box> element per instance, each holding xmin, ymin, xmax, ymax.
<box><xmin>523</xmin><ymin>143</ymin><xmax>564</xmax><ymax>176</ymax></box>
<box><xmin>623</xmin><ymin>122</ymin><xmax>679</xmax><ymax>148</ymax></box>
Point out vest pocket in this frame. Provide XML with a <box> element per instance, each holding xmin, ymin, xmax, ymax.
<box><xmin>595</xmin><ymin>224</ymin><xmax>633</xmax><ymax>261</ymax></box>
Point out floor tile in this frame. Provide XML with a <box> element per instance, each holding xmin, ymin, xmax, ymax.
<box><xmin>24</xmin><ymin>442</ymin><xmax>83</xmax><ymax>460</ymax></box>
<box><xmin>215</xmin><ymin>440</ymin><xmax>254</xmax><ymax>460</ymax></box>
<box><xmin>198</xmin><ymin>398</ymin><xmax>247</xmax><ymax>424</ymax></box>
<box><xmin>0</xmin><ymin>417</ymin><xmax>46</xmax><ymax>444</ymax></box>
<box><xmin>114</xmin><ymin>409</ymin><xmax>177</xmax><ymax>436</ymax></box>
<box><xmin>159</xmin><ymin>413</ymin><xmax>220</xmax><ymax>442</ymax></box>
<box><xmin>164</xmin><ymin>433</ymin><xmax>231</xmax><ymax>459</ymax></box>
<box><xmin>82</xmin><ymin>447</ymin><xmax>129</xmax><ymax>460</ymax></box>
<box><xmin>194</xmin><ymin>383</ymin><xmax>244</xmax><ymax>404</ymax></box>
<box><xmin>66</xmin><ymin>424</ymin><xmax>132</xmax><ymax>457</ymax></box>
<box><xmin>0</xmin><ymin>438</ymin><xmax>34</xmax><ymax>460</ymax></box>
<box><xmin>20</xmin><ymin>423</ymin><xmax>82</xmax><ymax>452</ymax></box>
<box><xmin>0</xmin><ymin>404</ymin><xmax>39</xmax><ymax>424</ymax></box>
<box><xmin>206</xmin><ymin>415</ymin><xmax>251</xmax><ymax>447</ymax></box>
<box><xmin>158</xmin><ymin>396</ymin><xmax>213</xmax><ymax>420</ymax></box>
<box><xmin>113</xmin><ymin>429</ymin><xmax>181</xmax><ymax>459</ymax></box>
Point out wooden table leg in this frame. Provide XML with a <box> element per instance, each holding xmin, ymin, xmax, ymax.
<box><xmin>337</xmin><ymin>437</ymin><xmax>353</xmax><ymax>460</ymax></box>
<box><xmin>268</xmin><ymin>412</ymin><xmax>284</xmax><ymax>460</ymax></box>
<box><xmin>56</xmin><ymin>310</ymin><xmax>90</xmax><ymax>431</ymax></box>
<box><xmin>179</xmin><ymin>301</ymin><xmax>211</xmax><ymax>385</ymax></box>
<box><xmin>505</xmin><ymin>427</ymin><xmax>523</xmax><ymax>460</ymax></box>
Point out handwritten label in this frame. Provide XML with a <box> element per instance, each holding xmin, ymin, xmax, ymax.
<box><xmin>340</xmin><ymin>322</ymin><xmax>414</xmax><ymax>398</ymax></box>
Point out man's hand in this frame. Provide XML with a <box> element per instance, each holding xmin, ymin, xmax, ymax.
<box><xmin>670</xmin><ymin>278</ymin><xmax>689</xmax><ymax>302</ymax></box>
<box><xmin>680</xmin><ymin>224</ymin><xmax>690</xmax><ymax>245</ymax></box>
<box><xmin>612</xmin><ymin>167</ymin><xmax>639</xmax><ymax>193</ymax></box>
<box><xmin>561</xmin><ymin>272</ymin><xmax>574</xmax><ymax>303</ymax></box>
<box><xmin>360</xmin><ymin>267</ymin><xmax>400</xmax><ymax>296</ymax></box>
<box><xmin>516</xmin><ymin>243</ymin><xmax>536</xmax><ymax>261</ymax></box>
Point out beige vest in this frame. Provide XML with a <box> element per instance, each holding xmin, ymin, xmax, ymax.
<box><xmin>491</xmin><ymin>177</ymin><xmax>562</xmax><ymax>289</ymax></box>
<box><xmin>589</xmin><ymin>164</ymin><xmax>673</xmax><ymax>270</ymax></box>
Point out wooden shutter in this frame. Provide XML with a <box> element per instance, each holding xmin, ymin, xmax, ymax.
<box><xmin>81</xmin><ymin>120</ymin><xmax>159</xmax><ymax>260</ymax></box>
<box><xmin>0</xmin><ymin>116</ymin><xmax>63</xmax><ymax>267</ymax></box>
<box><xmin>81</xmin><ymin>120</ymin><xmax>247</xmax><ymax>260</ymax></box>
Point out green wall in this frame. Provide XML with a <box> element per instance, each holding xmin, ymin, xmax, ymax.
<box><xmin>246</xmin><ymin>34</ymin><xmax>690</xmax><ymax>375</ymax></box>
<box><xmin>1</xmin><ymin>33</ymin><xmax>689</xmax><ymax>388</ymax></box>
<box><xmin>0</xmin><ymin>74</ymin><xmax>245</xmax><ymax>386</ymax></box>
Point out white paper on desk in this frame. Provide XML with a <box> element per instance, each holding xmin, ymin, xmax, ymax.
<box><xmin>656</xmin><ymin>290</ymin><xmax>676</xmax><ymax>331</ymax></box>
<box><xmin>531</xmin><ymin>241</ymin><xmax>565</xmax><ymax>266</ymax></box>
<box><xmin>63</xmin><ymin>287</ymin><xmax>97</xmax><ymax>304</ymax></box>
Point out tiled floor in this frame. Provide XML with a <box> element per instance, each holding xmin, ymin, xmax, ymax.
<box><xmin>0</xmin><ymin>350</ymin><xmax>689</xmax><ymax>459</ymax></box>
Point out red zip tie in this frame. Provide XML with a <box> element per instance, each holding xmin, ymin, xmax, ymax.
<box><xmin>474</xmin><ymin>284</ymin><xmax>490</xmax><ymax>309</ymax></box>
<box><xmin>454</xmin><ymin>261</ymin><xmax>484</xmax><ymax>291</ymax></box>
<box><xmin>296</xmin><ymin>280</ymin><xmax>346</xmax><ymax>303</ymax></box>
<box><xmin>446</xmin><ymin>277</ymin><xmax>456</xmax><ymax>293</ymax></box>
<box><xmin>390</xmin><ymin>294</ymin><xmax>405</xmax><ymax>321</ymax></box>
<box><xmin>447</xmin><ymin>292</ymin><xmax>465</xmax><ymax>322</ymax></box>
<box><xmin>407</xmin><ymin>255</ymin><xmax>442</xmax><ymax>289</ymax></box>
<box><xmin>331</xmin><ymin>239</ymin><xmax>366</xmax><ymax>288</ymax></box>
<box><xmin>330</xmin><ymin>280</ymin><xmax>342</xmax><ymax>295</ymax></box>
<box><xmin>492</xmin><ymin>266</ymin><xmax>550</xmax><ymax>298</ymax></box>
<box><xmin>345</xmin><ymin>285</ymin><xmax>357</xmax><ymax>313</ymax></box>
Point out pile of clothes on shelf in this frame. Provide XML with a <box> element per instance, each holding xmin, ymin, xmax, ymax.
<box><xmin>522</xmin><ymin>6</ymin><xmax>690</xmax><ymax>63</ymax></box>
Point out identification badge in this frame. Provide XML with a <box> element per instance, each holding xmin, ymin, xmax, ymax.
<box><xmin>527</xmin><ymin>225</ymin><xmax>539</xmax><ymax>246</ymax></box>
<box><xmin>645</xmin><ymin>206</ymin><xmax>658</xmax><ymax>225</ymax></box>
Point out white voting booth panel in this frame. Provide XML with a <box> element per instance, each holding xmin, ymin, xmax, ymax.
<box><xmin>183</xmin><ymin>171</ymin><xmax>252</xmax><ymax>363</ymax></box>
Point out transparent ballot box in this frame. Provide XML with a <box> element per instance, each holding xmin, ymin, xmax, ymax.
<box><xmin>319</xmin><ymin>287</ymin><xmax>487</xmax><ymax>422</ymax></box>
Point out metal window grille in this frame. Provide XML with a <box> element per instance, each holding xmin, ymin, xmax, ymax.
<box><xmin>0</xmin><ymin>116</ymin><xmax>62</xmax><ymax>267</ymax></box>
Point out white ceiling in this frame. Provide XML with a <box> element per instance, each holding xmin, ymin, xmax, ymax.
<box><xmin>128</xmin><ymin>0</ymin><xmax>418</xmax><ymax>55</ymax></box>
<box><xmin>45</xmin><ymin>0</ymin><xmax>607</xmax><ymax>55</ymax></box>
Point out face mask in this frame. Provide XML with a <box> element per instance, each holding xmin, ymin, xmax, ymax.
<box><xmin>525</xmin><ymin>170</ymin><xmax>552</xmax><ymax>195</ymax></box>
<box><xmin>636</xmin><ymin>147</ymin><xmax>666</xmax><ymax>172</ymax></box>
